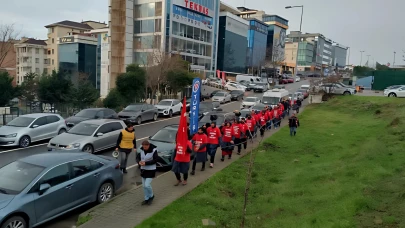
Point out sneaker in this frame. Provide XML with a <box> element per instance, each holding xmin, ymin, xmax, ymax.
<box><xmin>220</xmin><ymin>158</ymin><xmax>225</xmax><ymax>162</ymax></box>
<box><xmin>210</xmin><ymin>163</ymin><xmax>214</xmax><ymax>168</ymax></box>
<box><xmin>190</xmin><ymin>170</ymin><xmax>195</xmax><ymax>175</ymax></box>
<box><xmin>141</xmin><ymin>200</ymin><xmax>149</xmax><ymax>205</ymax></box>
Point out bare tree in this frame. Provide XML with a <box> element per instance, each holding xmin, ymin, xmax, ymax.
<box><xmin>0</xmin><ymin>24</ymin><xmax>19</xmax><ymax>69</ymax></box>
<box><xmin>260</xmin><ymin>41</ymin><xmax>285</xmax><ymax>85</ymax></box>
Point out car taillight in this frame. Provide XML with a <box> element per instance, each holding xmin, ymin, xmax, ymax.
<box><xmin>115</xmin><ymin>164</ymin><xmax>120</xmax><ymax>169</ymax></box>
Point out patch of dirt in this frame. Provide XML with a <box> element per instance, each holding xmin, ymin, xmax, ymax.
<box><xmin>262</xmin><ymin>142</ymin><xmax>280</xmax><ymax>150</ymax></box>
<box><xmin>220</xmin><ymin>189</ymin><xmax>236</xmax><ymax>198</ymax></box>
<box><xmin>388</xmin><ymin>117</ymin><xmax>400</xmax><ymax>127</ymax></box>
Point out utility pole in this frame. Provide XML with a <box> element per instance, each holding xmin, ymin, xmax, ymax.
<box><xmin>393</xmin><ymin>51</ymin><xmax>396</xmax><ymax>67</ymax></box>
<box><xmin>285</xmin><ymin>5</ymin><xmax>304</xmax><ymax>82</ymax></box>
<box><xmin>360</xmin><ymin>51</ymin><xmax>365</xmax><ymax>66</ymax></box>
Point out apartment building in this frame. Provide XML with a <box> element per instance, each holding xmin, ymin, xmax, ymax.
<box><xmin>0</xmin><ymin>40</ymin><xmax>17</xmax><ymax>86</ymax></box>
<box><xmin>44</xmin><ymin>20</ymin><xmax>106</xmax><ymax>72</ymax></box>
<box><xmin>90</xmin><ymin>28</ymin><xmax>110</xmax><ymax>98</ymax></box>
<box><xmin>14</xmin><ymin>38</ymin><xmax>48</xmax><ymax>85</ymax></box>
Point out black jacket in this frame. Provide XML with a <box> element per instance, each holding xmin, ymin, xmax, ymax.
<box><xmin>288</xmin><ymin>117</ymin><xmax>300</xmax><ymax>128</ymax></box>
<box><xmin>136</xmin><ymin>144</ymin><xmax>158</xmax><ymax>178</ymax></box>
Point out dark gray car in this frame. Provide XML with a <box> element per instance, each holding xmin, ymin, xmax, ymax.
<box><xmin>0</xmin><ymin>152</ymin><xmax>123</xmax><ymax>228</ymax></box>
<box><xmin>118</xmin><ymin>104</ymin><xmax>158</xmax><ymax>125</ymax></box>
<box><xmin>65</xmin><ymin>108</ymin><xmax>118</xmax><ymax>129</ymax></box>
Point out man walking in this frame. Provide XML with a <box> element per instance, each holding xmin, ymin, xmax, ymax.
<box><xmin>206</xmin><ymin>121</ymin><xmax>221</xmax><ymax>168</ymax></box>
<box><xmin>172</xmin><ymin>140</ymin><xmax>193</xmax><ymax>186</ymax></box>
<box><xmin>191</xmin><ymin>127</ymin><xmax>208</xmax><ymax>175</ymax></box>
<box><xmin>115</xmin><ymin>123</ymin><xmax>136</xmax><ymax>174</ymax></box>
<box><xmin>221</xmin><ymin>121</ymin><xmax>234</xmax><ymax>161</ymax></box>
<box><xmin>240</xmin><ymin>118</ymin><xmax>248</xmax><ymax>150</ymax></box>
<box><xmin>258</xmin><ymin>110</ymin><xmax>268</xmax><ymax>137</ymax></box>
<box><xmin>232</xmin><ymin>119</ymin><xmax>243</xmax><ymax>155</ymax></box>
<box><xmin>288</xmin><ymin>113</ymin><xmax>300</xmax><ymax>136</ymax></box>
<box><xmin>137</xmin><ymin>140</ymin><xmax>158</xmax><ymax>205</ymax></box>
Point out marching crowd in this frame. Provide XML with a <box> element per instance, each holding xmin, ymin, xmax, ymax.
<box><xmin>116</xmin><ymin>99</ymin><xmax>301</xmax><ymax>206</ymax></box>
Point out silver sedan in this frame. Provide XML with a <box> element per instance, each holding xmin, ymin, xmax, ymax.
<box><xmin>48</xmin><ymin>119</ymin><xmax>127</xmax><ymax>154</ymax></box>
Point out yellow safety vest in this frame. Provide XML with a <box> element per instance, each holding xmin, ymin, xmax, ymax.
<box><xmin>119</xmin><ymin>130</ymin><xmax>135</xmax><ymax>149</ymax></box>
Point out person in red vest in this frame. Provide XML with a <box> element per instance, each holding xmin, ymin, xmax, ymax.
<box><xmin>232</xmin><ymin>119</ymin><xmax>243</xmax><ymax>155</ymax></box>
<box><xmin>206</xmin><ymin>121</ymin><xmax>221</xmax><ymax>168</ymax></box>
<box><xmin>258</xmin><ymin>110</ymin><xmax>268</xmax><ymax>137</ymax></box>
<box><xmin>266</xmin><ymin>107</ymin><xmax>273</xmax><ymax>130</ymax></box>
<box><xmin>221</xmin><ymin>121</ymin><xmax>234</xmax><ymax>161</ymax></box>
<box><xmin>190</xmin><ymin>127</ymin><xmax>208</xmax><ymax>175</ymax></box>
<box><xmin>240</xmin><ymin>117</ymin><xmax>248</xmax><ymax>150</ymax></box>
<box><xmin>278</xmin><ymin>102</ymin><xmax>285</xmax><ymax>119</ymax></box>
<box><xmin>245</xmin><ymin>115</ymin><xmax>255</xmax><ymax>140</ymax></box>
<box><xmin>250</xmin><ymin>110</ymin><xmax>258</xmax><ymax>138</ymax></box>
<box><xmin>273</xmin><ymin>105</ymin><xmax>280</xmax><ymax>129</ymax></box>
<box><xmin>171</xmin><ymin>140</ymin><xmax>193</xmax><ymax>186</ymax></box>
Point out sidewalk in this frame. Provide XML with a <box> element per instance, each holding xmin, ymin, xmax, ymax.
<box><xmin>78</xmin><ymin>109</ymin><xmax>305</xmax><ymax>228</ymax></box>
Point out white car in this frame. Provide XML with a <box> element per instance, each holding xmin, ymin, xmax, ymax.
<box><xmin>212</xmin><ymin>92</ymin><xmax>231</xmax><ymax>104</ymax></box>
<box><xmin>240</xmin><ymin>97</ymin><xmax>260</xmax><ymax>109</ymax></box>
<box><xmin>322</xmin><ymin>84</ymin><xmax>356</xmax><ymax>95</ymax></box>
<box><xmin>225</xmin><ymin>82</ymin><xmax>247</xmax><ymax>91</ymax></box>
<box><xmin>295</xmin><ymin>76</ymin><xmax>301</xmax><ymax>82</ymax></box>
<box><xmin>154</xmin><ymin>99</ymin><xmax>182</xmax><ymax>117</ymax></box>
<box><xmin>294</xmin><ymin>92</ymin><xmax>304</xmax><ymax>101</ymax></box>
<box><xmin>384</xmin><ymin>85</ymin><xmax>405</xmax><ymax>97</ymax></box>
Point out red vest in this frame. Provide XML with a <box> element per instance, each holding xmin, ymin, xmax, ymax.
<box><xmin>221</xmin><ymin>126</ymin><xmax>233</xmax><ymax>142</ymax></box>
<box><xmin>246</xmin><ymin>119</ymin><xmax>255</xmax><ymax>131</ymax></box>
<box><xmin>206</xmin><ymin>127</ymin><xmax>221</xmax><ymax>144</ymax></box>
<box><xmin>232</xmin><ymin>124</ymin><xmax>241</xmax><ymax>138</ymax></box>
<box><xmin>192</xmin><ymin>133</ymin><xmax>207</xmax><ymax>152</ymax></box>
<box><xmin>258</xmin><ymin>113</ymin><xmax>267</xmax><ymax>126</ymax></box>
<box><xmin>240</xmin><ymin>123</ymin><xmax>247</xmax><ymax>138</ymax></box>
<box><xmin>174</xmin><ymin>141</ymin><xmax>192</xmax><ymax>163</ymax></box>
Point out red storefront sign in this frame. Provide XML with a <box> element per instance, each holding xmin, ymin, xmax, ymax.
<box><xmin>184</xmin><ymin>0</ymin><xmax>209</xmax><ymax>15</ymax></box>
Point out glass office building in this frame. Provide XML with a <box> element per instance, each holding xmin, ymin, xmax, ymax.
<box><xmin>246</xmin><ymin>19</ymin><xmax>268</xmax><ymax>71</ymax></box>
<box><xmin>297</xmin><ymin>42</ymin><xmax>314</xmax><ymax>66</ymax></box>
<box><xmin>58</xmin><ymin>35</ymin><xmax>97</xmax><ymax>88</ymax></box>
<box><xmin>133</xmin><ymin>0</ymin><xmax>219</xmax><ymax>76</ymax></box>
<box><xmin>217</xmin><ymin>12</ymin><xmax>248</xmax><ymax>74</ymax></box>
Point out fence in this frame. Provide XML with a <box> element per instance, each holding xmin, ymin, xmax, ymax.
<box><xmin>372</xmin><ymin>71</ymin><xmax>405</xmax><ymax>90</ymax></box>
<box><xmin>0</xmin><ymin>107</ymin><xmax>20</xmax><ymax>126</ymax></box>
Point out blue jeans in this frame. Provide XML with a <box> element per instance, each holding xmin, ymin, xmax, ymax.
<box><xmin>142</xmin><ymin>178</ymin><xmax>154</xmax><ymax>200</ymax></box>
<box><xmin>290</xmin><ymin>127</ymin><xmax>297</xmax><ymax>136</ymax></box>
<box><xmin>273</xmin><ymin>118</ymin><xmax>280</xmax><ymax>128</ymax></box>
<box><xmin>266</xmin><ymin>121</ymin><xmax>272</xmax><ymax>130</ymax></box>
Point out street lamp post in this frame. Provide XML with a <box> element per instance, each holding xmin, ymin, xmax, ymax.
<box><xmin>285</xmin><ymin>5</ymin><xmax>304</xmax><ymax>82</ymax></box>
<box><xmin>393</xmin><ymin>51</ymin><xmax>396</xmax><ymax>67</ymax></box>
<box><xmin>360</xmin><ymin>51</ymin><xmax>365</xmax><ymax>66</ymax></box>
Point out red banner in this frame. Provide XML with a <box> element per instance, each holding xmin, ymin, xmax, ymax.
<box><xmin>176</xmin><ymin>97</ymin><xmax>188</xmax><ymax>153</ymax></box>
<box><xmin>216</xmin><ymin>70</ymin><xmax>221</xmax><ymax>79</ymax></box>
<box><xmin>222</xmin><ymin>71</ymin><xmax>226</xmax><ymax>86</ymax></box>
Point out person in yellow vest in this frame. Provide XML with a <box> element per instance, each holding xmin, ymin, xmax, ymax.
<box><xmin>115</xmin><ymin>123</ymin><xmax>137</xmax><ymax>173</ymax></box>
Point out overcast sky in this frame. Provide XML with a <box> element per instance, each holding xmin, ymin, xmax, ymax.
<box><xmin>1</xmin><ymin>0</ymin><xmax>403</xmax><ymax>67</ymax></box>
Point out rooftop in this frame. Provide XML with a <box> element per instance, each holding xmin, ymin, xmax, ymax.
<box><xmin>19</xmin><ymin>38</ymin><xmax>47</xmax><ymax>46</ymax></box>
<box><xmin>45</xmin><ymin>20</ymin><xmax>93</xmax><ymax>30</ymax></box>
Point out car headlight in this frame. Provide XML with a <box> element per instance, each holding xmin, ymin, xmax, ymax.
<box><xmin>66</xmin><ymin>143</ymin><xmax>81</xmax><ymax>149</ymax></box>
<box><xmin>5</xmin><ymin>133</ymin><xmax>17</xmax><ymax>138</ymax></box>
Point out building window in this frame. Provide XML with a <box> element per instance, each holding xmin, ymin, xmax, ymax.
<box><xmin>35</xmin><ymin>49</ymin><xmax>39</xmax><ymax>54</ymax></box>
<box><xmin>52</xmin><ymin>49</ymin><xmax>54</xmax><ymax>54</ymax></box>
<box><xmin>35</xmin><ymin>68</ymin><xmax>40</xmax><ymax>73</ymax></box>
<box><xmin>43</xmin><ymin>68</ymin><xmax>48</xmax><ymax>75</ymax></box>
<box><xmin>52</xmin><ymin>38</ymin><xmax>54</xmax><ymax>44</ymax></box>
<box><xmin>155</xmin><ymin>2</ymin><xmax>162</xmax><ymax>16</ymax></box>
<box><xmin>155</xmin><ymin>19</ymin><xmax>161</xmax><ymax>32</ymax></box>
<box><xmin>133</xmin><ymin>52</ymin><xmax>148</xmax><ymax>65</ymax></box>
<box><xmin>52</xmin><ymin>59</ymin><xmax>54</xmax><ymax>65</ymax></box>
<box><xmin>35</xmin><ymin>58</ymin><xmax>39</xmax><ymax>63</ymax></box>
<box><xmin>134</xmin><ymin>3</ymin><xmax>158</xmax><ymax>18</ymax></box>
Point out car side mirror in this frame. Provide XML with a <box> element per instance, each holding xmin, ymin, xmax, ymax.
<box><xmin>32</xmin><ymin>125</ymin><xmax>39</xmax><ymax>128</ymax></box>
<box><xmin>96</xmin><ymin>132</ymin><xmax>104</xmax><ymax>137</ymax></box>
<box><xmin>39</xmin><ymin>183</ymin><xmax>51</xmax><ymax>195</ymax></box>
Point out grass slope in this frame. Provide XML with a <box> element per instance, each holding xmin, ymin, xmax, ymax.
<box><xmin>138</xmin><ymin>96</ymin><xmax>405</xmax><ymax>228</ymax></box>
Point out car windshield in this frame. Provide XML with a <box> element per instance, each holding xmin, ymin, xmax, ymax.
<box><xmin>199</xmin><ymin>103</ymin><xmax>213</xmax><ymax>110</ymax></box>
<box><xmin>215</xmin><ymin>92</ymin><xmax>226</xmax><ymax>97</ymax></box>
<box><xmin>75</xmin><ymin>109</ymin><xmax>98</xmax><ymax>118</ymax></box>
<box><xmin>230</xmin><ymin>91</ymin><xmax>242</xmax><ymax>94</ymax></box>
<box><xmin>68</xmin><ymin>123</ymin><xmax>100</xmax><ymax>136</ymax></box>
<box><xmin>150</xmin><ymin>128</ymin><xmax>177</xmax><ymax>143</ymax></box>
<box><xmin>200</xmin><ymin>115</ymin><xmax>225</xmax><ymax>124</ymax></box>
<box><xmin>240</xmin><ymin>110</ymin><xmax>251</xmax><ymax>117</ymax></box>
<box><xmin>158</xmin><ymin>101</ymin><xmax>172</xmax><ymax>106</ymax></box>
<box><xmin>124</xmin><ymin>105</ymin><xmax>143</xmax><ymax>112</ymax></box>
<box><xmin>245</xmin><ymin>98</ymin><xmax>256</xmax><ymax>102</ymax></box>
<box><xmin>6</xmin><ymin>117</ymin><xmax>35</xmax><ymax>127</ymax></box>
<box><xmin>0</xmin><ymin>161</ymin><xmax>45</xmax><ymax>195</ymax></box>
<box><xmin>262</xmin><ymin>97</ymin><xmax>280</xmax><ymax>105</ymax></box>
<box><xmin>252</xmin><ymin>104</ymin><xmax>265</xmax><ymax>110</ymax></box>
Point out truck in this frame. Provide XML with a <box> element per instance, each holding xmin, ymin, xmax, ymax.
<box><xmin>261</xmin><ymin>89</ymin><xmax>290</xmax><ymax>107</ymax></box>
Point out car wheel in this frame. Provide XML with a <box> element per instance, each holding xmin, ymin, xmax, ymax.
<box><xmin>58</xmin><ymin>128</ymin><xmax>66</xmax><ymax>135</ymax></box>
<box><xmin>97</xmin><ymin>182</ymin><xmax>114</xmax><ymax>203</ymax></box>
<box><xmin>136</xmin><ymin>117</ymin><xmax>142</xmax><ymax>125</ymax></box>
<box><xmin>1</xmin><ymin>216</ymin><xmax>27</xmax><ymax>228</ymax></box>
<box><xmin>19</xmin><ymin>136</ymin><xmax>31</xmax><ymax>148</ymax></box>
<box><xmin>343</xmin><ymin>91</ymin><xmax>351</xmax><ymax>95</ymax></box>
<box><xmin>82</xmin><ymin>144</ymin><xmax>94</xmax><ymax>154</ymax></box>
<box><xmin>153</xmin><ymin>113</ymin><xmax>158</xmax><ymax>121</ymax></box>
<box><xmin>388</xmin><ymin>93</ymin><xmax>397</xmax><ymax>97</ymax></box>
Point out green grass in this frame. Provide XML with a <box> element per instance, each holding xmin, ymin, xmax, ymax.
<box><xmin>137</xmin><ymin>96</ymin><xmax>405</xmax><ymax>228</ymax></box>
<box><xmin>76</xmin><ymin>214</ymin><xmax>92</xmax><ymax>226</ymax></box>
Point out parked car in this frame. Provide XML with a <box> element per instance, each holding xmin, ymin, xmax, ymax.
<box><xmin>240</xmin><ymin>97</ymin><xmax>261</xmax><ymax>109</ymax></box>
<box><xmin>279</xmin><ymin>76</ymin><xmax>289</xmax><ymax>84</ymax></box>
<box><xmin>321</xmin><ymin>84</ymin><xmax>356</xmax><ymax>95</ymax></box>
<box><xmin>230</xmin><ymin>90</ymin><xmax>244</xmax><ymax>101</ymax></box>
<box><xmin>118</xmin><ymin>103</ymin><xmax>158</xmax><ymax>125</ymax></box>
<box><xmin>155</xmin><ymin>99</ymin><xmax>182</xmax><ymax>117</ymax></box>
<box><xmin>65</xmin><ymin>108</ymin><xmax>118</xmax><ymax>129</ymax></box>
<box><xmin>384</xmin><ymin>85</ymin><xmax>405</xmax><ymax>97</ymax></box>
<box><xmin>47</xmin><ymin>119</ymin><xmax>126</xmax><ymax>154</ymax></box>
<box><xmin>297</xmin><ymin>89</ymin><xmax>309</xmax><ymax>99</ymax></box>
<box><xmin>250</xmin><ymin>103</ymin><xmax>266</xmax><ymax>112</ymax></box>
<box><xmin>210</xmin><ymin>90</ymin><xmax>221</xmax><ymax>98</ymax></box>
<box><xmin>0</xmin><ymin>152</ymin><xmax>123</xmax><ymax>228</ymax></box>
<box><xmin>0</xmin><ymin>113</ymin><xmax>67</xmax><ymax>148</ymax></box>
<box><xmin>253</xmin><ymin>82</ymin><xmax>269</xmax><ymax>92</ymax></box>
<box><xmin>198</xmin><ymin>111</ymin><xmax>236</xmax><ymax>130</ymax></box>
<box><xmin>286</xmin><ymin>77</ymin><xmax>294</xmax><ymax>83</ymax></box>
<box><xmin>225</xmin><ymin>83</ymin><xmax>245</xmax><ymax>91</ymax></box>
<box><xmin>294</xmin><ymin>92</ymin><xmax>304</xmax><ymax>101</ymax></box>
<box><xmin>212</xmin><ymin>92</ymin><xmax>231</xmax><ymax>104</ymax></box>
<box><xmin>135</xmin><ymin>125</ymin><xmax>192</xmax><ymax>169</ymax></box>
<box><xmin>191</xmin><ymin>101</ymin><xmax>222</xmax><ymax>120</ymax></box>
<box><xmin>239</xmin><ymin>80</ymin><xmax>253</xmax><ymax>91</ymax></box>
<box><xmin>295</xmin><ymin>76</ymin><xmax>301</xmax><ymax>82</ymax></box>
<box><xmin>239</xmin><ymin>109</ymin><xmax>252</xmax><ymax>119</ymax></box>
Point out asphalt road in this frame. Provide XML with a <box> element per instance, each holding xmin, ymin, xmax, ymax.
<box><xmin>0</xmin><ymin>81</ymin><xmax>308</xmax><ymax>228</ymax></box>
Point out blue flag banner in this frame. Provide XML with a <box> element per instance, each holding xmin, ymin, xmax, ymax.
<box><xmin>190</xmin><ymin>78</ymin><xmax>201</xmax><ymax>136</ymax></box>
